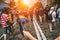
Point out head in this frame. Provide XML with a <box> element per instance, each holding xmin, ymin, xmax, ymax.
<box><xmin>57</xmin><ymin>5</ymin><xmax>60</xmax><ymax>9</ymax></box>
<box><xmin>50</xmin><ymin>7</ymin><xmax>55</xmax><ymax>11</ymax></box>
<box><xmin>2</xmin><ymin>7</ymin><xmax>8</xmax><ymax>14</ymax></box>
<box><xmin>2</xmin><ymin>7</ymin><xmax>11</xmax><ymax>14</ymax></box>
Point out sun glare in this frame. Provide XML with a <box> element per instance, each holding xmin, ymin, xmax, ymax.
<box><xmin>22</xmin><ymin>0</ymin><xmax>38</xmax><ymax>8</ymax></box>
<box><xmin>23</xmin><ymin>0</ymin><xmax>29</xmax><ymax>5</ymax></box>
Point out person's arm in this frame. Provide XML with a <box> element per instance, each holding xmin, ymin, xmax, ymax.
<box><xmin>57</xmin><ymin>9</ymin><xmax>59</xmax><ymax>14</ymax></box>
<box><xmin>53</xmin><ymin>11</ymin><xmax>56</xmax><ymax>18</ymax></box>
<box><xmin>13</xmin><ymin>16</ymin><xmax>18</xmax><ymax>26</ymax></box>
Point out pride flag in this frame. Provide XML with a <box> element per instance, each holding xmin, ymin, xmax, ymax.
<box><xmin>19</xmin><ymin>15</ymin><xmax>26</xmax><ymax>23</ymax></box>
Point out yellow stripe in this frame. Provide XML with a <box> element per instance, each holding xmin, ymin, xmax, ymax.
<box><xmin>8</xmin><ymin>14</ymin><xmax>13</xmax><ymax>23</ymax></box>
<box><xmin>19</xmin><ymin>15</ymin><xmax>26</xmax><ymax>18</ymax></box>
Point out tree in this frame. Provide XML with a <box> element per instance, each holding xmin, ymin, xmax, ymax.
<box><xmin>33</xmin><ymin>2</ymin><xmax>42</xmax><ymax>8</ymax></box>
<box><xmin>53</xmin><ymin>0</ymin><xmax>60</xmax><ymax>4</ymax></box>
<box><xmin>9</xmin><ymin>0</ymin><xmax>15</xmax><ymax>8</ymax></box>
<box><xmin>0</xmin><ymin>0</ymin><xmax>3</xmax><ymax>3</ymax></box>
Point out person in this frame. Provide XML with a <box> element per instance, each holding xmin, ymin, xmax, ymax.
<box><xmin>57</xmin><ymin>5</ymin><xmax>60</xmax><ymax>24</ymax></box>
<box><xmin>8</xmin><ymin>9</ymin><xmax>13</xmax><ymax>24</ymax></box>
<box><xmin>0</xmin><ymin>8</ymin><xmax>9</xmax><ymax>40</ymax></box>
<box><xmin>0</xmin><ymin>8</ymin><xmax>12</xmax><ymax>40</ymax></box>
<box><xmin>7</xmin><ymin>8</ymin><xmax>14</xmax><ymax>36</ymax></box>
<box><xmin>44</xmin><ymin>5</ymin><xmax>50</xmax><ymax>22</ymax></box>
<box><xmin>39</xmin><ymin>8</ymin><xmax>44</xmax><ymax>25</ymax></box>
<box><xmin>0</xmin><ymin>10</ymin><xmax>2</xmax><ymax>27</ymax></box>
<box><xmin>48</xmin><ymin>7</ymin><xmax>56</xmax><ymax>32</ymax></box>
<box><xmin>15</xmin><ymin>11</ymin><xmax>37</xmax><ymax>40</ymax></box>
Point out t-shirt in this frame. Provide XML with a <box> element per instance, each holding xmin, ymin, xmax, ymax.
<box><xmin>1</xmin><ymin>13</ymin><xmax>9</xmax><ymax>28</ymax></box>
<box><xmin>49</xmin><ymin>10</ymin><xmax>56</xmax><ymax>22</ymax></box>
<box><xmin>57</xmin><ymin>8</ymin><xmax>60</xmax><ymax>18</ymax></box>
<box><xmin>52</xmin><ymin>11</ymin><xmax>56</xmax><ymax>22</ymax></box>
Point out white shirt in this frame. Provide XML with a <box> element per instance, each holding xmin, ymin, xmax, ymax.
<box><xmin>52</xmin><ymin>11</ymin><xmax>56</xmax><ymax>22</ymax></box>
<box><xmin>57</xmin><ymin>8</ymin><xmax>60</xmax><ymax>18</ymax></box>
<box><xmin>49</xmin><ymin>10</ymin><xmax>56</xmax><ymax>22</ymax></box>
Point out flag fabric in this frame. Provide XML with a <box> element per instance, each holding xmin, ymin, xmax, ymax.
<box><xmin>8</xmin><ymin>13</ymin><xmax>13</xmax><ymax>23</ymax></box>
<box><xmin>19</xmin><ymin>15</ymin><xmax>26</xmax><ymax>23</ymax></box>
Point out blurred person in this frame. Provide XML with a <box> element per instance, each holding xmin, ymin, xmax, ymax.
<box><xmin>0</xmin><ymin>10</ymin><xmax>2</xmax><ymax>27</ymax></box>
<box><xmin>0</xmin><ymin>8</ymin><xmax>13</xmax><ymax>40</ymax></box>
<box><xmin>34</xmin><ymin>7</ymin><xmax>44</xmax><ymax>24</ymax></box>
<box><xmin>44</xmin><ymin>5</ymin><xmax>50</xmax><ymax>22</ymax></box>
<box><xmin>8</xmin><ymin>9</ymin><xmax>13</xmax><ymax>24</ymax></box>
<box><xmin>7</xmin><ymin>8</ymin><xmax>14</xmax><ymax>35</ymax></box>
<box><xmin>0</xmin><ymin>8</ymin><xmax>9</xmax><ymax>40</ymax></box>
<box><xmin>33</xmin><ymin>1</ymin><xmax>43</xmax><ymax>23</ymax></box>
<box><xmin>28</xmin><ymin>9</ymin><xmax>33</xmax><ymax>22</ymax></box>
<box><xmin>57</xmin><ymin>5</ymin><xmax>60</xmax><ymax>24</ymax></box>
<box><xmin>15</xmin><ymin>12</ymin><xmax>37</xmax><ymax>40</ymax></box>
<box><xmin>39</xmin><ymin>8</ymin><xmax>44</xmax><ymax>25</ymax></box>
<box><xmin>48</xmin><ymin>7</ymin><xmax>56</xmax><ymax>32</ymax></box>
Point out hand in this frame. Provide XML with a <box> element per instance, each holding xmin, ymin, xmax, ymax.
<box><xmin>13</xmin><ymin>22</ymin><xmax>17</xmax><ymax>26</ymax></box>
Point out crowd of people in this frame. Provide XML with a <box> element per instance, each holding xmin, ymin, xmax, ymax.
<box><xmin>0</xmin><ymin>7</ymin><xmax>37</xmax><ymax>40</ymax></box>
<box><xmin>44</xmin><ymin>5</ymin><xmax>60</xmax><ymax>33</ymax></box>
<box><xmin>33</xmin><ymin>4</ymin><xmax>60</xmax><ymax>37</ymax></box>
<box><xmin>0</xmin><ymin>2</ymin><xmax>60</xmax><ymax>40</ymax></box>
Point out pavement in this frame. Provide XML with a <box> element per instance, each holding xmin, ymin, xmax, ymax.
<box><xmin>37</xmin><ymin>18</ymin><xmax>60</xmax><ymax>40</ymax></box>
<box><xmin>0</xmin><ymin>14</ymin><xmax>60</xmax><ymax>40</ymax></box>
<box><xmin>0</xmin><ymin>21</ymin><xmax>37</xmax><ymax>40</ymax></box>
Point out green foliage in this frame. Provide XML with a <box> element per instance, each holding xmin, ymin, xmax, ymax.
<box><xmin>53</xmin><ymin>0</ymin><xmax>60</xmax><ymax>4</ymax></box>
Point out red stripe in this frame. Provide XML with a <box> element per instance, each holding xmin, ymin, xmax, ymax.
<box><xmin>1</xmin><ymin>13</ymin><xmax>8</xmax><ymax>27</ymax></box>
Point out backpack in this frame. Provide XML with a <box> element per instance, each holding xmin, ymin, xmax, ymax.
<box><xmin>48</xmin><ymin>11</ymin><xmax>53</xmax><ymax>20</ymax></box>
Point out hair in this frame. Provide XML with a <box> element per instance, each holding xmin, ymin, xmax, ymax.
<box><xmin>2</xmin><ymin>7</ymin><xmax>10</xmax><ymax>14</ymax></box>
<box><xmin>2</xmin><ymin>8</ymin><xmax>7</xmax><ymax>14</ymax></box>
<box><xmin>57</xmin><ymin>5</ymin><xmax>60</xmax><ymax>9</ymax></box>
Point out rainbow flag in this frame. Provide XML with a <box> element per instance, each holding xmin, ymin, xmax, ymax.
<box><xmin>19</xmin><ymin>15</ymin><xmax>26</xmax><ymax>23</ymax></box>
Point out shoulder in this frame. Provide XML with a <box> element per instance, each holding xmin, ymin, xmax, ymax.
<box><xmin>49</xmin><ymin>10</ymin><xmax>52</xmax><ymax>13</ymax></box>
<box><xmin>2</xmin><ymin>13</ymin><xmax>8</xmax><ymax>17</ymax></box>
<box><xmin>53</xmin><ymin>11</ymin><xmax>56</xmax><ymax>14</ymax></box>
<box><xmin>57</xmin><ymin>8</ymin><xmax>60</xmax><ymax>10</ymax></box>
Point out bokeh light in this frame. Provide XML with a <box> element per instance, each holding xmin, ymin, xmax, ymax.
<box><xmin>22</xmin><ymin>0</ymin><xmax>38</xmax><ymax>8</ymax></box>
